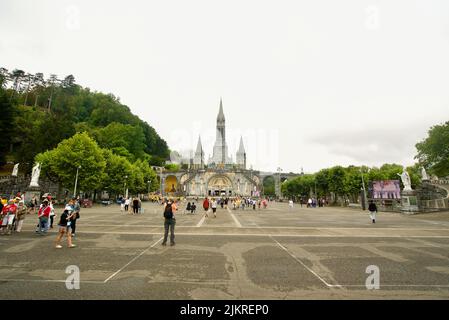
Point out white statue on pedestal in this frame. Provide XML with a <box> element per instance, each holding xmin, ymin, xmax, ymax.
<box><xmin>30</xmin><ymin>163</ymin><xmax>41</xmax><ymax>187</ymax></box>
<box><xmin>421</xmin><ymin>167</ymin><xmax>429</xmax><ymax>181</ymax></box>
<box><xmin>397</xmin><ymin>169</ymin><xmax>412</xmax><ymax>191</ymax></box>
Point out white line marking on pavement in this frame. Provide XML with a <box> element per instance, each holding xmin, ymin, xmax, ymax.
<box><xmin>227</xmin><ymin>207</ymin><xmax>242</xmax><ymax>228</ymax></box>
<box><xmin>103</xmin><ymin>236</ymin><xmax>164</xmax><ymax>283</ymax></box>
<box><xmin>196</xmin><ymin>215</ymin><xmax>206</xmax><ymax>227</ymax></box>
<box><xmin>0</xmin><ymin>279</ymin><xmax>105</xmax><ymax>284</ymax></box>
<box><xmin>41</xmin><ymin>230</ymin><xmax>449</xmax><ymax>238</ymax></box>
<box><xmin>269</xmin><ymin>235</ymin><xmax>341</xmax><ymax>289</ymax></box>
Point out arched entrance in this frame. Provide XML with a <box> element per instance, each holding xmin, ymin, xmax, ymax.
<box><xmin>164</xmin><ymin>175</ymin><xmax>178</xmax><ymax>194</ymax></box>
<box><xmin>207</xmin><ymin>175</ymin><xmax>233</xmax><ymax>197</ymax></box>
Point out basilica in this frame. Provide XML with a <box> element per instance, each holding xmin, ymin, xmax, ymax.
<box><xmin>160</xmin><ymin>99</ymin><xmax>265</xmax><ymax>198</ymax></box>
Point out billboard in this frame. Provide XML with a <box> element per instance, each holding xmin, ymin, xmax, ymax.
<box><xmin>370</xmin><ymin>180</ymin><xmax>401</xmax><ymax>199</ymax></box>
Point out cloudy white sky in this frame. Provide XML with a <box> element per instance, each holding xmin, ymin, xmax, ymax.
<box><xmin>1</xmin><ymin>0</ymin><xmax>448</xmax><ymax>173</ymax></box>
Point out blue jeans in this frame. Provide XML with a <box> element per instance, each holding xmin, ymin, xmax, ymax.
<box><xmin>38</xmin><ymin>217</ymin><xmax>48</xmax><ymax>233</ymax></box>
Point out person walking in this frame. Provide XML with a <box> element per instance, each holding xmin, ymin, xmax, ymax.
<box><xmin>37</xmin><ymin>199</ymin><xmax>51</xmax><ymax>235</ymax></box>
<box><xmin>49</xmin><ymin>201</ymin><xmax>56</xmax><ymax>229</ymax></box>
<box><xmin>211</xmin><ymin>198</ymin><xmax>218</xmax><ymax>218</ymax></box>
<box><xmin>71</xmin><ymin>198</ymin><xmax>81</xmax><ymax>237</ymax></box>
<box><xmin>15</xmin><ymin>200</ymin><xmax>27</xmax><ymax>233</ymax></box>
<box><xmin>162</xmin><ymin>198</ymin><xmax>176</xmax><ymax>246</ymax></box>
<box><xmin>368</xmin><ymin>201</ymin><xmax>378</xmax><ymax>224</ymax></box>
<box><xmin>307</xmin><ymin>198</ymin><xmax>312</xmax><ymax>208</ymax></box>
<box><xmin>120</xmin><ymin>197</ymin><xmax>125</xmax><ymax>212</ymax></box>
<box><xmin>125</xmin><ymin>197</ymin><xmax>130</xmax><ymax>212</ymax></box>
<box><xmin>191</xmin><ymin>202</ymin><xmax>196</xmax><ymax>214</ymax></box>
<box><xmin>55</xmin><ymin>207</ymin><xmax>77</xmax><ymax>249</ymax></box>
<box><xmin>289</xmin><ymin>199</ymin><xmax>294</xmax><ymax>210</ymax></box>
<box><xmin>132</xmin><ymin>197</ymin><xmax>139</xmax><ymax>215</ymax></box>
<box><xmin>203</xmin><ymin>197</ymin><xmax>210</xmax><ymax>217</ymax></box>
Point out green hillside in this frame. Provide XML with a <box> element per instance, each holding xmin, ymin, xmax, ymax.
<box><xmin>0</xmin><ymin>68</ymin><xmax>169</xmax><ymax>173</ymax></box>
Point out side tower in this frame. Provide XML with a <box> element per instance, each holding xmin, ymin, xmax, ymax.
<box><xmin>236</xmin><ymin>136</ymin><xmax>246</xmax><ymax>169</ymax></box>
<box><xmin>193</xmin><ymin>136</ymin><xmax>204</xmax><ymax>169</ymax></box>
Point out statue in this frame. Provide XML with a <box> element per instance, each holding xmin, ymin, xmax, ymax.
<box><xmin>12</xmin><ymin>163</ymin><xmax>19</xmax><ymax>177</ymax></box>
<box><xmin>421</xmin><ymin>167</ymin><xmax>429</xmax><ymax>181</ymax></box>
<box><xmin>29</xmin><ymin>163</ymin><xmax>41</xmax><ymax>187</ymax></box>
<box><xmin>397</xmin><ymin>169</ymin><xmax>412</xmax><ymax>191</ymax></box>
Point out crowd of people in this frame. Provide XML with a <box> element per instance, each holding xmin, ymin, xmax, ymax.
<box><xmin>0</xmin><ymin>193</ymin><xmax>81</xmax><ymax>248</ymax></box>
<box><xmin>119</xmin><ymin>196</ymin><xmax>143</xmax><ymax>214</ymax></box>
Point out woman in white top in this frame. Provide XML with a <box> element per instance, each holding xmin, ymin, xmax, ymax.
<box><xmin>211</xmin><ymin>199</ymin><xmax>218</xmax><ymax>218</ymax></box>
<box><xmin>124</xmin><ymin>198</ymin><xmax>130</xmax><ymax>212</ymax></box>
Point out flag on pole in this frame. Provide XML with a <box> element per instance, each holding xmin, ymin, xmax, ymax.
<box><xmin>12</xmin><ymin>163</ymin><xmax>19</xmax><ymax>177</ymax></box>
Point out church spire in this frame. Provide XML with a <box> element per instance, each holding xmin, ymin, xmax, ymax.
<box><xmin>217</xmin><ymin>97</ymin><xmax>225</xmax><ymax>122</ymax></box>
<box><xmin>236</xmin><ymin>136</ymin><xmax>246</xmax><ymax>169</ymax></box>
<box><xmin>193</xmin><ymin>135</ymin><xmax>204</xmax><ymax>167</ymax></box>
<box><xmin>237</xmin><ymin>136</ymin><xmax>245</xmax><ymax>154</ymax></box>
<box><xmin>195</xmin><ymin>136</ymin><xmax>203</xmax><ymax>154</ymax></box>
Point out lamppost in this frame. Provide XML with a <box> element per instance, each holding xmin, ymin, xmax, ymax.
<box><xmin>124</xmin><ymin>175</ymin><xmax>128</xmax><ymax>198</ymax></box>
<box><xmin>147</xmin><ymin>180</ymin><xmax>151</xmax><ymax>195</ymax></box>
<box><xmin>360</xmin><ymin>167</ymin><xmax>368</xmax><ymax>210</ymax></box>
<box><xmin>277</xmin><ymin>167</ymin><xmax>282</xmax><ymax>199</ymax></box>
<box><xmin>73</xmin><ymin>165</ymin><xmax>81</xmax><ymax>197</ymax></box>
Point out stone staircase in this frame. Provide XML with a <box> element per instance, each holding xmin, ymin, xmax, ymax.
<box><xmin>417</xmin><ymin>180</ymin><xmax>449</xmax><ymax>212</ymax></box>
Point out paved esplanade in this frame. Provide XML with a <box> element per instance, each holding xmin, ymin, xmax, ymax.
<box><xmin>1</xmin><ymin>202</ymin><xmax>449</xmax><ymax>299</ymax></box>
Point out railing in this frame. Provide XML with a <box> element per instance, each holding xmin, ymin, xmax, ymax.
<box><xmin>419</xmin><ymin>198</ymin><xmax>449</xmax><ymax>211</ymax></box>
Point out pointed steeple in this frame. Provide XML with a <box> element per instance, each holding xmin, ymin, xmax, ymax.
<box><xmin>195</xmin><ymin>136</ymin><xmax>203</xmax><ymax>154</ymax></box>
<box><xmin>217</xmin><ymin>97</ymin><xmax>225</xmax><ymax>122</ymax></box>
<box><xmin>236</xmin><ymin>136</ymin><xmax>246</xmax><ymax>169</ymax></box>
<box><xmin>237</xmin><ymin>136</ymin><xmax>245</xmax><ymax>154</ymax></box>
<box><xmin>193</xmin><ymin>135</ymin><xmax>204</xmax><ymax>167</ymax></box>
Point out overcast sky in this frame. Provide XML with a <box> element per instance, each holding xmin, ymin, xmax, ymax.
<box><xmin>1</xmin><ymin>0</ymin><xmax>448</xmax><ymax>173</ymax></box>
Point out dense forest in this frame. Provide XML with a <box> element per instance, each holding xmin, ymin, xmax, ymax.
<box><xmin>0</xmin><ymin>67</ymin><xmax>170</xmax><ymax>173</ymax></box>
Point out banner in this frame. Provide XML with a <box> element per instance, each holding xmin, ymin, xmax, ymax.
<box><xmin>371</xmin><ymin>180</ymin><xmax>401</xmax><ymax>199</ymax></box>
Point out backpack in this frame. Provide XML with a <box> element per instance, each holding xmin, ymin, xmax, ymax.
<box><xmin>164</xmin><ymin>203</ymin><xmax>173</xmax><ymax>219</ymax></box>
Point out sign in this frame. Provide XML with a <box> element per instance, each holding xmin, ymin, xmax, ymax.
<box><xmin>370</xmin><ymin>180</ymin><xmax>401</xmax><ymax>199</ymax></box>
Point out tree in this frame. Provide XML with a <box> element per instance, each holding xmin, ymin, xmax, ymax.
<box><xmin>415</xmin><ymin>121</ymin><xmax>449</xmax><ymax>177</ymax></box>
<box><xmin>93</xmin><ymin>122</ymin><xmax>147</xmax><ymax>161</ymax></box>
<box><xmin>0</xmin><ymin>88</ymin><xmax>14</xmax><ymax>165</ymax></box>
<box><xmin>327</xmin><ymin>166</ymin><xmax>347</xmax><ymax>202</ymax></box>
<box><xmin>9</xmin><ymin>69</ymin><xmax>25</xmax><ymax>101</ymax></box>
<box><xmin>36</xmin><ymin>132</ymin><xmax>106</xmax><ymax>192</ymax></box>
<box><xmin>0</xmin><ymin>68</ymin><xmax>9</xmax><ymax>88</ymax></box>
<box><xmin>101</xmin><ymin>149</ymin><xmax>133</xmax><ymax>196</ymax></box>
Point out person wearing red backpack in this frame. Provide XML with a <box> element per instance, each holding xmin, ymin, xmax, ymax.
<box><xmin>203</xmin><ymin>197</ymin><xmax>210</xmax><ymax>217</ymax></box>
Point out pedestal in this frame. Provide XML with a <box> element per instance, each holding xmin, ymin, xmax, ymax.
<box><xmin>24</xmin><ymin>189</ymin><xmax>41</xmax><ymax>204</ymax></box>
<box><xmin>401</xmin><ymin>190</ymin><xmax>419</xmax><ymax>214</ymax></box>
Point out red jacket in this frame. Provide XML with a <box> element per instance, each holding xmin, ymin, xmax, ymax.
<box><xmin>203</xmin><ymin>199</ymin><xmax>209</xmax><ymax>210</ymax></box>
<box><xmin>38</xmin><ymin>206</ymin><xmax>51</xmax><ymax>218</ymax></box>
<box><xmin>2</xmin><ymin>204</ymin><xmax>17</xmax><ymax>215</ymax></box>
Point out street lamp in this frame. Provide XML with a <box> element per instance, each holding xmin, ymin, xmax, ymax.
<box><xmin>73</xmin><ymin>165</ymin><xmax>81</xmax><ymax>197</ymax></box>
<box><xmin>147</xmin><ymin>180</ymin><xmax>151</xmax><ymax>194</ymax></box>
<box><xmin>124</xmin><ymin>175</ymin><xmax>128</xmax><ymax>198</ymax></box>
<box><xmin>277</xmin><ymin>167</ymin><xmax>282</xmax><ymax>199</ymax></box>
<box><xmin>360</xmin><ymin>167</ymin><xmax>368</xmax><ymax>210</ymax></box>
